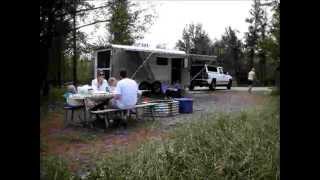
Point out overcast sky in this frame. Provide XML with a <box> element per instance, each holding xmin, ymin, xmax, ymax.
<box><xmin>81</xmin><ymin>0</ymin><xmax>273</xmax><ymax>50</ymax></box>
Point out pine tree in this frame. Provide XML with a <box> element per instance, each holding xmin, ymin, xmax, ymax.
<box><xmin>176</xmin><ymin>23</ymin><xmax>212</xmax><ymax>55</ymax></box>
<box><xmin>106</xmin><ymin>0</ymin><xmax>155</xmax><ymax>45</ymax></box>
<box><xmin>244</xmin><ymin>0</ymin><xmax>269</xmax><ymax>84</ymax></box>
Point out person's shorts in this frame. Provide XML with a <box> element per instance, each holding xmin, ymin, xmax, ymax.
<box><xmin>110</xmin><ymin>99</ymin><xmax>120</xmax><ymax>109</ymax></box>
<box><xmin>248</xmin><ymin>80</ymin><xmax>253</xmax><ymax>85</ymax></box>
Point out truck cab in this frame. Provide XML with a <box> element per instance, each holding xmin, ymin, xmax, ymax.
<box><xmin>189</xmin><ymin>64</ymin><xmax>232</xmax><ymax>91</ymax></box>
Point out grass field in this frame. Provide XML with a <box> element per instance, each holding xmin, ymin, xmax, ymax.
<box><xmin>40</xmin><ymin>94</ymin><xmax>279</xmax><ymax>180</ymax></box>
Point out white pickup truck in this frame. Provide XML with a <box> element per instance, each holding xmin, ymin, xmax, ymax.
<box><xmin>189</xmin><ymin>64</ymin><xmax>233</xmax><ymax>91</ymax></box>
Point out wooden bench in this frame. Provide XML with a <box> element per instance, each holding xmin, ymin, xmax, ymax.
<box><xmin>90</xmin><ymin>103</ymin><xmax>158</xmax><ymax>129</ymax></box>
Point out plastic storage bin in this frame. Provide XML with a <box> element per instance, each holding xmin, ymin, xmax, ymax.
<box><xmin>174</xmin><ymin>98</ymin><xmax>193</xmax><ymax>113</ymax></box>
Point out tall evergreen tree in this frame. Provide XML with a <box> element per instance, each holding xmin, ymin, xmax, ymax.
<box><xmin>40</xmin><ymin>0</ymin><xmax>92</xmax><ymax>94</ymax></box>
<box><xmin>244</xmin><ymin>0</ymin><xmax>269</xmax><ymax>84</ymax></box>
<box><xmin>221</xmin><ymin>27</ymin><xmax>243</xmax><ymax>80</ymax></box>
<box><xmin>258</xmin><ymin>0</ymin><xmax>280</xmax><ymax>86</ymax></box>
<box><xmin>176</xmin><ymin>23</ymin><xmax>212</xmax><ymax>55</ymax></box>
<box><xmin>106</xmin><ymin>0</ymin><xmax>155</xmax><ymax>45</ymax></box>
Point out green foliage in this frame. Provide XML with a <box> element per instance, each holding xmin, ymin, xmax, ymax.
<box><xmin>270</xmin><ymin>87</ymin><xmax>280</xmax><ymax>96</ymax></box>
<box><xmin>176</xmin><ymin>23</ymin><xmax>212</xmax><ymax>55</ymax></box>
<box><xmin>41</xmin><ymin>0</ymin><xmax>94</xmax><ymax>95</ymax></box>
<box><xmin>259</xmin><ymin>0</ymin><xmax>280</xmax><ymax>65</ymax></box>
<box><xmin>77</xmin><ymin>59</ymin><xmax>93</xmax><ymax>85</ymax></box>
<box><xmin>40</xmin><ymin>87</ymin><xmax>66</xmax><ymax>106</ymax></box>
<box><xmin>63</xmin><ymin>56</ymin><xmax>93</xmax><ymax>85</ymax></box>
<box><xmin>244</xmin><ymin>0</ymin><xmax>268</xmax><ymax>67</ymax></box>
<box><xmin>87</xmin><ymin>98</ymin><xmax>280</xmax><ymax>179</ymax></box>
<box><xmin>40</xmin><ymin>139</ymin><xmax>48</xmax><ymax>152</ymax></box>
<box><xmin>220</xmin><ymin>26</ymin><xmax>243</xmax><ymax>77</ymax></box>
<box><xmin>40</xmin><ymin>86</ymin><xmax>66</xmax><ymax>119</ymax></box>
<box><xmin>106</xmin><ymin>0</ymin><xmax>156</xmax><ymax>45</ymax></box>
<box><xmin>244</xmin><ymin>0</ymin><xmax>279</xmax><ymax>85</ymax></box>
<box><xmin>40</xmin><ymin>155</ymin><xmax>75</xmax><ymax>180</ymax></box>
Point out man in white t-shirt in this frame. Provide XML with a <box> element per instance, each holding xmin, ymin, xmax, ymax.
<box><xmin>111</xmin><ymin>69</ymin><xmax>139</xmax><ymax>109</ymax></box>
<box><xmin>91</xmin><ymin>70</ymin><xmax>109</xmax><ymax>92</ymax></box>
<box><xmin>248</xmin><ymin>68</ymin><xmax>256</xmax><ymax>94</ymax></box>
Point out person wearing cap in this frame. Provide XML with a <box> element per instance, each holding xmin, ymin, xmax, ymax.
<box><xmin>248</xmin><ymin>68</ymin><xmax>256</xmax><ymax>94</ymax></box>
<box><xmin>92</xmin><ymin>70</ymin><xmax>109</xmax><ymax>92</ymax></box>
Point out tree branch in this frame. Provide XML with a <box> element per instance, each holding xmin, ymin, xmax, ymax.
<box><xmin>76</xmin><ymin>5</ymin><xmax>109</xmax><ymax>14</ymax></box>
<box><xmin>58</xmin><ymin>5</ymin><xmax>109</xmax><ymax>18</ymax></box>
<box><xmin>74</xmin><ymin>19</ymin><xmax>110</xmax><ymax>30</ymax></box>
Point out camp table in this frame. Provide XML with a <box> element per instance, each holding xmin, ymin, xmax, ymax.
<box><xmin>67</xmin><ymin>92</ymin><xmax>115</xmax><ymax>124</ymax></box>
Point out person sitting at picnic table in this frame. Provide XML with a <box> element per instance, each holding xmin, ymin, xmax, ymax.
<box><xmin>110</xmin><ymin>69</ymin><xmax>139</xmax><ymax>110</ymax></box>
<box><xmin>92</xmin><ymin>70</ymin><xmax>109</xmax><ymax>92</ymax></box>
<box><xmin>108</xmin><ymin>77</ymin><xmax>118</xmax><ymax>93</ymax></box>
<box><xmin>89</xmin><ymin>71</ymin><xmax>111</xmax><ymax>126</ymax></box>
<box><xmin>63</xmin><ymin>85</ymin><xmax>83</xmax><ymax>106</ymax></box>
<box><xmin>108</xmin><ymin>69</ymin><xmax>139</xmax><ymax>127</ymax></box>
<box><xmin>64</xmin><ymin>85</ymin><xmax>77</xmax><ymax>99</ymax></box>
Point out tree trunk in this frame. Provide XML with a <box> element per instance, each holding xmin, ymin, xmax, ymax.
<box><xmin>41</xmin><ymin>12</ymin><xmax>54</xmax><ymax>97</ymax></box>
<box><xmin>259</xmin><ymin>52</ymin><xmax>267</xmax><ymax>86</ymax></box>
<box><xmin>233</xmin><ymin>49</ymin><xmax>240</xmax><ymax>82</ymax></box>
<box><xmin>42</xmin><ymin>48</ymin><xmax>50</xmax><ymax>96</ymax></box>
<box><xmin>73</xmin><ymin>0</ymin><xmax>78</xmax><ymax>86</ymax></box>
<box><xmin>249</xmin><ymin>48</ymin><xmax>254</xmax><ymax>69</ymax></box>
<box><xmin>275</xmin><ymin>65</ymin><xmax>280</xmax><ymax>90</ymax></box>
<box><xmin>56</xmin><ymin>36</ymin><xmax>62</xmax><ymax>88</ymax></box>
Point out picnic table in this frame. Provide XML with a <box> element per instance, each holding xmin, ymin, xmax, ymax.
<box><xmin>65</xmin><ymin>92</ymin><xmax>114</xmax><ymax>126</ymax></box>
<box><xmin>69</xmin><ymin>90</ymin><xmax>149</xmax><ymax>110</ymax></box>
<box><xmin>69</xmin><ymin>92</ymin><xmax>114</xmax><ymax>110</ymax></box>
<box><xmin>66</xmin><ymin>90</ymin><xmax>156</xmax><ymax>129</ymax></box>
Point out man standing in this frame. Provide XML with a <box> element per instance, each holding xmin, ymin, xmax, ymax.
<box><xmin>112</xmin><ymin>69</ymin><xmax>139</xmax><ymax>109</ymax></box>
<box><xmin>248</xmin><ymin>68</ymin><xmax>256</xmax><ymax>94</ymax></box>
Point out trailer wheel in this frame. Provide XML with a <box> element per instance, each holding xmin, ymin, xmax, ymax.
<box><xmin>139</xmin><ymin>82</ymin><xmax>151</xmax><ymax>90</ymax></box>
<box><xmin>152</xmin><ymin>81</ymin><xmax>162</xmax><ymax>94</ymax></box>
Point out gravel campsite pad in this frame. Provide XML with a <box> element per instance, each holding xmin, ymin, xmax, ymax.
<box><xmin>40</xmin><ymin>88</ymin><xmax>271</xmax><ymax>175</ymax></box>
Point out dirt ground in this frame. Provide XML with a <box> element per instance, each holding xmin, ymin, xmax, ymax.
<box><xmin>40</xmin><ymin>89</ymin><xmax>270</xmax><ymax>176</ymax></box>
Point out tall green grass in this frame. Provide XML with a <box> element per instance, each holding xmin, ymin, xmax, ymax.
<box><xmin>85</xmin><ymin>97</ymin><xmax>280</xmax><ymax>180</ymax></box>
<box><xmin>40</xmin><ymin>155</ymin><xmax>75</xmax><ymax>180</ymax></box>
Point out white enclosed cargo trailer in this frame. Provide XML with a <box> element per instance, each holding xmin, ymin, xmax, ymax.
<box><xmin>94</xmin><ymin>44</ymin><xmax>217</xmax><ymax>93</ymax></box>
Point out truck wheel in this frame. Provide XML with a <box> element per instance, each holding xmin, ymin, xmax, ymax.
<box><xmin>227</xmin><ymin>80</ymin><xmax>232</xmax><ymax>90</ymax></box>
<box><xmin>152</xmin><ymin>81</ymin><xmax>162</xmax><ymax>94</ymax></box>
<box><xmin>139</xmin><ymin>82</ymin><xmax>151</xmax><ymax>90</ymax></box>
<box><xmin>209</xmin><ymin>79</ymin><xmax>216</xmax><ymax>91</ymax></box>
<box><xmin>189</xmin><ymin>81</ymin><xmax>195</xmax><ymax>91</ymax></box>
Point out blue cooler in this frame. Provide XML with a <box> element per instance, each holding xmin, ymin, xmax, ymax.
<box><xmin>175</xmin><ymin>98</ymin><xmax>193</xmax><ymax>113</ymax></box>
